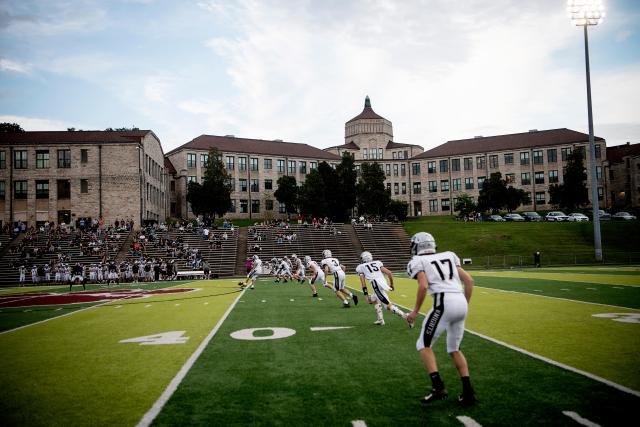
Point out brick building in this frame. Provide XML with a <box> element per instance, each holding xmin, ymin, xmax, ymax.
<box><xmin>604</xmin><ymin>142</ymin><xmax>640</xmax><ymax>209</ymax></box>
<box><xmin>0</xmin><ymin>130</ymin><xmax>167</xmax><ymax>229</ymax></box>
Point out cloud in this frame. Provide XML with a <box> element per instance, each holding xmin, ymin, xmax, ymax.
<box><xmin>1</xmin><ymin>1</ymin><xmax>107</xmax><ymax>35</ymax></box>
<box><xmin>0</xmin><ymin>115</ymin><xmax>91</xmax><ymax>131</ymax></box>
<box><xmin>144</xmin><ymin>76</ymin><xmax>175</xmax><ymax>103</ymax></box>
<box><xmin>615</xmin><ymin>30</ymin><xmax>632</xmax><ymax>42</ymax></box>
<box><xmin>0</xmin><ymin>58</ymin><xmax>30</xmax><ymax>74</ymax></box>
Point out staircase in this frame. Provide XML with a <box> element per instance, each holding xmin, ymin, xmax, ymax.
<box><xmin>234</xmin><ymin>227</ymin><xmax>249</xmax><ymax>276</ymax></box>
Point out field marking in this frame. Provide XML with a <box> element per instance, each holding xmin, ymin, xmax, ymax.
<box><xmin>137</xmin><ymin>287</ymin><xmax>246</xmax><ymax>427</ymax></box>
<box><xmin>310</xmin><ymin>326</ymin><xmax>354</xmax><ymax>332</ymax></box>
<box><xmin>562</xmin><ymin>411</ymin><xmax>601</xmax><ymax>427</ymax></box>
<box><xmin>475</xmin><ymin>286</ymin><xmax>639</xmax><ymax>311</ymax></box>
<box><xmin>457</xmin><ymin>416</ymin><xmax>482</xmax><ymax>427</ymax></box>
<box><xmin>466</xmin><ymin>328</ymin><xmax>640</xmax><ymax>398</ymax></box>
<box><xmin>0</xmin><ymin>294</ymin><xmax>44</xmax><ymax>307</ymax></box>
<box><xmin>351</xmin><ymin>421</ymin><xmax>367</xmax><ymax>427</ymax></box>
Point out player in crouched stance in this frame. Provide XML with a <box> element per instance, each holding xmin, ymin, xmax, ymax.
<box><xmin>321</xmin><ymin>249</ymin><xmax>358</xmax><ymax>308</ymax></box>
<box><xmin>238</xmin><ymin>255</ymin><xmax>262</xmax><ymax>290</ymax></box>
<box><xmin>406</xmin><ymin>232</ymin><xmax>476</xmax><ymax>406</ymax></box>
<box><xmin>356</xmin><ymin>251</ymin><xmax>409</xmax><ymax>326</ymax></box>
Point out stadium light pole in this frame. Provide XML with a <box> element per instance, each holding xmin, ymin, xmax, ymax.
<box><xmin>568</xmin><ymin>0</ymin><xmax>605</xmax><ymax>261</ymax></box>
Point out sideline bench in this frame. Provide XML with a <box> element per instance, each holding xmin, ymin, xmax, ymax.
<box><xmin>176</xmin><ymin>270</ymin><xmax>206</xmax><ymax>279</ymax></box>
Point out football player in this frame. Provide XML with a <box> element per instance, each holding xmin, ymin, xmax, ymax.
<box><xmin>321</xmin><ymin>249</ymin><xmax>358</xmax><ymax>308</ymax></box>
<box><xmin>356</xmin><ymin>251</ymin><xmax>409</xmax><ymax>326</ymax></box>
<box><xmin>238</xmin><ymin>254</ymin><xmax>262</xmax><ymax>290</ymax></box>
<box><xmin>406</xmin><ymin>232</ymin><xmax>476</xmax><ymax>406</ymax></box>
<box><xmin>303</xmin><ymin>255</ymin><xmax>322</xmax><ymax>297</ymax></box>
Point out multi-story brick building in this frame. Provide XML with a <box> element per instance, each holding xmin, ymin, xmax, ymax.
<box><xmin>0</xmin><ymin>130</ymin><xmax>167</xmax><ymax>229</ymax></box>
<box><xmin>604</xmin><ymin>142</ymin><xmax>640</xmax><ymax>209</ymax></box>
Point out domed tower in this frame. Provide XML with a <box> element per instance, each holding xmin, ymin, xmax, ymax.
<box><xmin>344</xmin><ymin>96</ymin><xmax>393</xmax><ymax>160</ymax></box>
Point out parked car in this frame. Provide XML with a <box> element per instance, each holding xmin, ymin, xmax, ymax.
<box><xmin>546</xmin><ymin>211</ymin><xmax>569</xmax><ymax>222</ymax></box>
<box><xmin>567</xmin><ymin>213</ymin><xmax>589</xmax><ymax>222</ymax></box>
<box><xmin>585</xmin><ymin>209</ymin><xmax>612</xmax><ymax>220</ymax></box>
<box><xmin>488</xmin><ymin>214</ymin><xmax>506</xmax><ymax>222</ymax></box>
<box><xmin>503</xmin><ymin>213</ymin><xmax>525</xmax><ymax>222</ymax></box>
<box><xmin>613</xmin><ymin>211</ymin><xmax>637</xmax><ymax>220</ymax></box>
<box><xmin>522</xmin><ymin>212</ymin><xmax>543</xmax><ymax>222</ymax></box>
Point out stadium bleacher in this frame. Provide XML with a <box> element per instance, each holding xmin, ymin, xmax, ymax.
<box><xmin>352</xmin><ymin>222</ymin><xmax>411</xmax><ymax>272</ymax></box>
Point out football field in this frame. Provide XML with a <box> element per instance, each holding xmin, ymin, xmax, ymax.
<box><xmin>0</xmin><ymin>266</ymin><xmax>638</xmax><ymax>426</ymax></box>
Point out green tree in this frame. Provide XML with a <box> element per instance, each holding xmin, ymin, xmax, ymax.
<box><xmin>335</xmin><ymin>152</ymin><xmax>357</xmax><ymax>221</ymax></box>
<box><xmin>549</xmin><ymin>149</ymin><xmax>589</xmax><ymax>211</ymax></box>
<box><xmin>387</xmin><ymin>199</ymin><xmax>408</xmax><ymax>221</ymax></box>
<box><xmin>298</xmin><ymin>169</ymin><xmax>329</xmax><ymax>218</ymax></box>
<box><xmin>505</xmin><ymin>186</ymin><xmax>528</xmax><ymax>212</ymax></box>
<box><xmin>317</xmin><ymin>161</ymin><xmax>340</xmax><ymax>218</ymax></box>
<box><xmin>477</xmin><ymin>172</ymin><xmax>507</xmax><ymax>213</ymax></box>
<box><xmin>356</xmin><ymin>162</ymin><xmax>390</xmax><ymax>217</ymax></box>
<box><xmin>105</xmin><ymin>126</ymin><xmax>140</xmax><ymax>131</ymax></box>
<box><xmin>274</xmin><ymin>175</ymin><xmax>298</xmax><ymax>217</ymax></box>
<box><xmin>454</xmin><ymin>193</ymin><xmax>477</xmax><ymax>218</ymax></box>
<box><xmin>0</xmin><ymin>122</ymin><xmax>24</xmax><ymax>132</ymax></box>
<box><xmin>186</xmin><ymin>148</ymin><xmax>231</xmax><ymax>222</ymax></box>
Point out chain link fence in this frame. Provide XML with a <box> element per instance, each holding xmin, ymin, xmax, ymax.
<box><xmin>465</xmin><ymin>252</ymin><xmax>640</xmax><ymax>269</ymax></box>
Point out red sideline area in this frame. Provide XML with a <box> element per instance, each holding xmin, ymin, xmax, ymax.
<box><xmin>0</xmin><ymin>288</ymin><xmax>196</xmax><ymax>308</ymax></box>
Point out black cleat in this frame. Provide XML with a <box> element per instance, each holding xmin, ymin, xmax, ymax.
<box><xmin>312</xmin><ymin>293</ymin><xmax>318</xmax><ymax>297</ymax></box>
<box><xmin>342</xmin><ymin>303</ymin><xmax>351</xmax><ymax>308</ymax></box>
<box><xmin>458</xmin><ymin>393</ymin><xmax>477</xmax><ymax>406</ymax></box>
<box><xmin>352</xmin><ymin>294</ymin><xmax>359</xmax><ymax>306</ymax></box>
<box><xmin>420</xmin><ymin>388</ymin><xmax>448</xmax><ymax>404</ymax></box>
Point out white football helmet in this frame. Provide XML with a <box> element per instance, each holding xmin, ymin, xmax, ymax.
<box><xmin>410</xmin><ymin>232</ymin><xmax>437</xmax><ymax>255</ymax></box>
<box><xmin>360</xmin><ymin>251</ymin><xmax>373</xmax><ymax>263</ymax></box>
<box><xmin>291</xmin><ymin>254</ymin><xmax>297</xmax><ymax>259</ymax></box>
<box><xmin>322</xmin><ymin>249</ymin><xmax>332</xmax><ymax>258</ymax></box>
<box><xmin>252</xmin><ymin>254</ymin><xmax>259</xmax><ymax>261</ymax></box>
<box><xmin>304</xmin><ymin>255</ymin><xmax>311</xmax><ymax>264</ymax></box>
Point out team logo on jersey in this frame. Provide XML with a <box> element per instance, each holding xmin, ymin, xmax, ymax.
<box><xmin>0</xmin><ymin>288</ymin><xmax>198</xmax><ymax>308</ymax></box>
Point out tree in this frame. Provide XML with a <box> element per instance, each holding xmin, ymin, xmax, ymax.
<box><xmin>477</xmin><ymin>172</ymin><xmax>507</xmax><ymax>213</ymax></box>
<box><xmin>334</xmin><ymin>152</ymin><xmax>357</xmax><ymax>221</ymax></box>
<box><xmin>105</xmin><ymin>126</ymin><xmax>139</xmax><ymax>131</ymax></box>
<box><xmin>387</xmin><ymin>200</ymin><xmax>408</xmax><ymax>221</ymax></box>
<box><xmin>298</xmin><ymin>169</ymin><xmax>329</xmax><ymax>218</ymax></box>
<box><xmin>454</xmin><ymin>193</ymin><xmax>477</xmax><ymax>218</ymax></box>
<box><xmin>317</xmin><ymin>161</ymin><xmax>340</xmax><ymax>218</ymax></box>
<box><xmin>185</xmin><ymin>148</ymin><xmax>231</xmax><ymax>222</ymax></box>
<box><xmin>356</xmin><ymin>162</ymin><xmax>390</xmax><ymax>217</ymax></box>
<box><xmin>274</xmin><ymin>175</ymin><xmax>298</xmax><ymax>217</ymax></box>
<box><xmin>549</xmin><ymin>149</ymin><xmax>589</xmax><ymax>211</ymax></box>
<box><xmin>0</xmin><ymin>122</ymin><xmax>24</xmax><ymax>132</ymax></box>
<box><xmin>505</xmin><ymin>186</ymin><xmax>528</xmax><ymax>212</ymax></box>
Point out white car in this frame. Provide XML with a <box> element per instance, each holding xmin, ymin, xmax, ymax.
<box><xmin>613</xmin><ymin>211</ymin><xmax>637</xmax><ymax>220</ymax></box>
<box><xmin>567</xmin><ymin>213</ymin><xmax>589</xmax><ymax>222</ymax></box>
<box><xmin>503</xmin><ymin>213</ymin><xmax>525</xmax><ymax>222</ymax></box>
<box><xmin>546</xmin><ymin>211</ymin><xmax>568</xmax><ymax>222</ymax></box>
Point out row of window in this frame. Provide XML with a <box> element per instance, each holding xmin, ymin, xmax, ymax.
<box><xmin>0</xmin><ymin>149</ymin><xmax>87</xmax><ymax>170</ymax></box>
<box><xmin>0</xmin><ymin>179</ymin><xmax>86</xmax><ymax>200</ymax></box>
<box><xmin>227</xmin><ymin>199</ymin><xmax>286</xmax><ymax>214</ymax></box>
<box><xmin>187</xmin><ymin>153</ymin><xmax>323</xmax><ymax>174</ymax></box>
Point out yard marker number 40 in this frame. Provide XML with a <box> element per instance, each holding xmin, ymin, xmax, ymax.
<box><xmin>120</xmin><ymin>331</ymin><xmax>189</xmax><ymax>345</ymax></box>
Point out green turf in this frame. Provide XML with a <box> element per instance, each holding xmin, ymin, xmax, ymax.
<box><xmin>154</xmin><ymin>278</ymin><xmax>639</xmax><ymax>426</ymax></box>
<box><xmin>471</xmin><ymin>270</ymin><xmax>640</xmax><ymax>286</ymax></box>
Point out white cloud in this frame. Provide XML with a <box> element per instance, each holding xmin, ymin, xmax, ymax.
<box><xmin>615</xmin><ymin>30</ymin><xmax>632</xmax><ymax>42</ymax></box>
<box><xmin>2</xmin><ymin>1</ymin><xmax>108</xmax><ymax>35</ymax></box>
<box><xmin>0</xmin><ymin>115</ymin><xmax>91</xmax><ymax>131</ymax></box>
<box><xmin>0</xmin><ymin>58</ymin><xmax>30</xmax><ymax>74</ymax></box>
<box><xmin>143</xmin><ymin>76</ymin><xmax>175</xmax><ymax>103</ymax></box>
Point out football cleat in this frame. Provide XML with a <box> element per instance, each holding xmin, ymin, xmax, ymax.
<box><xmin>250</xmin><ymin>285</ymin><xmax>255</xmax><ymax>290</ymax></box>
<box><xmin>312</xmin><ymin>293</ymin><xmax>318</xmax><ymax>298</ymax></box>
<box><xmin>352</xmin><ymin>294</ymin><xmax>359</xmax><ymax>306</ymax></box>
<box><xmin>458</xmin><ymin>393</ymin><xmax>477</xmax><ymax>406</ymax></box>
<box><xmin>420</xmin><ymin>388</ymin><xmax>448</xmax><ymax>404</ymax></box>
<box><xmin>373</xmin><ymin>319</ymin><xmax>385</xmax><ymax>325</ymax></box>
<box><xmin>342</xmin><ymin>303</ymin><xmax>351</xmax><ymax>308</ymax></box>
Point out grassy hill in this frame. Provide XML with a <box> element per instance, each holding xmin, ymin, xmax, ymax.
<box><xmin>403</xmin><ymin>217</ymin><xmax>640</xmax><ymax>266</ymax></box>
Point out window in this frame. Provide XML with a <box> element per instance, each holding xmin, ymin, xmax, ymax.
<box><xmin>561</xmin><ymin>147</ymin><xmax>572</xmax><ymax>161</ymax></box>
<box><xmin>239</xmin><ymin>179</ymin><xmax>247</xmax><ymax>192</ymax></box>
<box><xmin>400</xmin><ymin>164</ymin><xmax>406</xmax><ymax>176</ymax></box>
<box><xmin>0</xmin><ymin>181</ymin><xmax>5</xmax><ymax>199</ymax></box>
<box><xmin>250</xmin><ymin>157</ymin><xmax>258</xmax><ymax>171</ymax></box>
<box><xmin>240</xmin><ymin>199</ymin><xmax>248</xmax><ymax>213</ymax></box>
<box><xmin>226</xmin><ymin>156</ymin><xmax>235</xmax><ymax>171</ymax></box>
<box><xmin>451</xmin><ymin>158</ymin><xmax>460</xmax><ymax>172</ymax></box>
<box><xmin>441</xmin><ymin>180</ymin><xmax>449</xmax><ymax>192</ymax></box>
<box><xmin>81</xmin><ymin>179</ymin><xmax>88</xmax><ymax>194</ymax></box>
<box><xmin>279</xmin><ymin>202</ymin><xmax>286</xmax><ymax>213</ymax></box>
<box><xmin>521</xmin><ymin>172</ymin><xmax>531</xmax><ymax>185</ymax></box>
<box><xmin>452</xmin><ymin>178</ymin><xmax>461</xmax><ymax>191</ymax></box>
<box><xmin>227</xmin><ymin>178</ymin><xmax>235</xmax><ymax>191</ymax></box>
<box><xmin>595</xmin><ymin>144</ymin><xmax>601</xmax><ymax>159</ymax></box>
<box><xmin>200</xmin><ymin>154</ymin><xmax>209</xmax><ymax>168</ymax></box>
<box><xmin>597</xmin><ymin>187</ymin><xmax>603</xmax><ymax>200</ymax></box>
<box><xmin>504</xmin><ymin>153</ymin><xmax>514</xmax><ymax>164</ymax></box>
<box><xmin>228</xmin><ymin>200</ymin><xmax>236</xmax><ymax>213</ymax></box>
<box><xmin>463</xmin><ymin>157</ymin><xmax>473</xmax><ymax>171</ymax></box>
<box><xmin>250</xmin><ymin>179</ymin><xmax>259</xmax><ymax>192</ymax></box>
<box><xmin>464</xmin><ymin>177</ymin><xmax>474</xmax><ymax>190</ymax></box>
<box><xmin>436</xmin><ymin>159</ymin><xmax>447</xmax><ymax>173</ymax></box>
<box><xmin>394</xmin><ymin>183</ymin><xmax>399</xmax><ymax>195</ymax></box>
<box><xmin>596</xmin><ymin>166</ymin><xmax>602</xmax><ymax>180</ymax></box>
<box><xmin>170</xmin><ymin>181</ymin><xmax>176</xmax><ymax>192</ymax></box>
<box><xmin>266</xmin><ymin>199</ymin><xmax>274</xmax><ymax>211</ymax></box>
<box><xmin>36</xmin><ymin>150</ymin><xmax>50</xmax><ymax>169</ymax></box>
<box><xmin>251</xmin><ymin>200</ymin><xmax>260</xmax><ymax>213</ymax></box>
<box><xmin>524</xmin><ymin>192</ymin><xmax>532</xmax><ymax>205</ymax></box>
<box><xmin>547</xmin><ymin>149</ymin><xmax>557</xmax><ymax>163</ymax></box>
<box><xmin>412</xmin><ymin>163</ymin><xmax>421</xmax><ymax>175</ymax></box>
<box><xmin>427</xmin><ymin>161</ymin><xmax>436</xmax><ymax>174</ymax></box>
<box><xmin>393</xmin><ymin>164</ymin><xmax>398</xmax><ymax>176</ymax></box>
<box><xmin>413</xmin><ymin>182</ymin><xmax>421</xmax><ymax>194</ymax></box>
<box><xmin>188</xmin><ymin>176</ymin><xmax>197</xmax><ymax>183</ymax></box>
<box><xmin>385</xmin><ymin>164</ymin><xmax>391</xmax><ymax>176</ymax></box>
<box><xmin>505</xmin><ymin>173</ymin><xmax>515</xmax><ymax>184</ymax></box>
<box><xmin>520</xmin><ymin>152</ymin><xmax>529</xmax><ymax>165</ymax></box>
<box><xmin>489</xmin><ymin>155</ymin><xmax>498</xmax><ymax>169</ymax></box>
<box><xmin>36</xmin><ymin>180</ymin><xmax>49</xmax><ymax>199</ymax></box>
<box><xmin>57</xmin><ymin>180</ymin><xmax>71</xmax><ymax>199</ymax></box>
<box><xmin>264</xmin><ymin>179</ymin><xmax>273</xmax><ymax>190</ymax></box>
<box><xmin>288</xmin><ymin>160</ymin><xmax>296</xmax><ymax>174</ymax></box>
<box><xmin>264</xmin><ymin>158</ymin><xmax>272</xmax><ymax>169</ymax></box>
<box><xmin>535</xmin><ymin>191</ymin><xmax>546</xmax><ymax>204</ymax></box>
<box><xmin>0</xmin><ymin>151</ymin><xmax>5</xmax><ymax>169</ymax></box>
<box><xmin>14</xmin><ymin>180</ymin><xmax>27</xmax><ymax>199</ymax></box>
<box><xmin>239</xmin><ymin>157</ymin><xmax>247</xmax><ymax>171</ymax></box>
<box><xmin>401</xmin><ymin>182</ymin><xmax>407</xmax><ymax>195</ymax></box>
<box><xmin>187</xmin><ymin>153</ymin><xmax>196</xmax><ymax>168</ymax></box>
<box><xmin>355</xmin><ymin>165</ymin><xmax>361</xmax><ymax>176</ymax></box>
<box><xmin>429</xmin><ymin>181</ymin><xmax>437</xmax><ymax>192</ymax></box>
<box><xmin>532</xmin><ymin>150</ymin><xmax>543</xmax><ymax>165</ymax></box>
<box><xmin>441</xmin><ymin>199</ymin><xmax>450</xmax><ymax>211</ymax></box>
<box><xmin>363</xmin><ymin>148</ymin><xmax>368</xmax><ymax>160</ymax></box>
<box><xmin>575</xmin><ymin>146</ymin><xmax>586</xmax><ymax>159</ymax></box>
<box><xmin>392</xmin><ymin>152</ymin><xmax>397</xmax><ymax>160</ymax></box>
<box><xmin>378</xmin><ymin>148</ymin><xmax>383</xmax><ymax>159</ymax></box>
<box><xmin>81</xmin><ymin>149</ymin><xmax>88</xmax><ymax>164</ymax></box>
<box><xmin>476</xmin><ymin>156</ymin><xmax>485</xmax><ymax>170</ymax></box>
<box><xmin>299</xmin><ymin>161</ymin><xmax>307</xmax><ymax>174</ymax></box>
<box><xmin>549</xmin><ymin>170</ymin><xmax>559</xmax><ymax>183</ymax></box>
<box><xmin>310</xmin><ymin>161</ymin><xmax>317</xmax><ymax>170</ymax></box>
<box><xmin>386</xmin><ymin>183</ymin><xmax>391</xmax><ymax>192</ymax></box>
<box><xmin>477</xmin><ymin>176</ymin><xmax>486</xmax><ymax>189</ymax></box>
<box><xmin>429</xmin><ymin>199</ymin><xmax>438</xmax><ymax>212</ymax></box>
<box><xmin>14</xmin><ymin>150</ymin><xmax>27</xmax><ymax>169</ymax></box>
<box><xmin>535</xmin><ymin>172</ymin><xmax>544</xmax><ymax>184</ymax></box>
<box><xmin>277</xmin><ymin>159</ymin><xmax>285</xmax><ymax>173</ymax></box>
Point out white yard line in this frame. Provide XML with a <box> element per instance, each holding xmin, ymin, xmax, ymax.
<box><xmin>351</xmin><ymin>421</ymin><xmax>367</xmax><ymax>427</ymax></box>
<box><xmin>562</xmin><ymin>411</ymin><xmax>601</xmax><ymax>427</ymax></box>
<box><xmin>136</xmin><ymin>287</ymin><xmax>246</xmax><ymax>427</ymax></box>
<box><xmin>457</xmin><ymin>416</ymin><xmax>482</xmax><ymax>427</ymax></box>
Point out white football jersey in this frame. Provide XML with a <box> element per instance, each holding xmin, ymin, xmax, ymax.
<box><xmin>407</xmin><ymin>251</ymin><xmax>462</xmax><ymax>295</ymax></box>
<box><xmin>356</xmin><ymin>260</ymin><xmax>391</xmax><ymax>291</ymax></box>
<box><xmin>321</xmin><ymin>257</ymin><xmax>342</xmax><ymax>274</ymax></box>
<box><xmin>307</xmin><ymin>260</ymin><xmax>322</xmax><ymax>274</ymax></box>
<box><xmin>253</xmin><ymin>258</ymin><xmax>263</xmax><ymax>274</ymax></box>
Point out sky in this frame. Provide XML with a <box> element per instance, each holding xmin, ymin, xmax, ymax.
<box><xmin>0</xmin><ymin>0</ymin><xmax>639</xmax><ymax>153</ymax></box>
